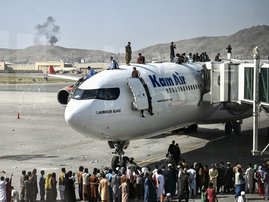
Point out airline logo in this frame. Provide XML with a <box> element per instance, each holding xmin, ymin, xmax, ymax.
<box><xmin>148</xmin><ymin>72</ymin><xmax>186</xmax><ymax>88</ymax></box>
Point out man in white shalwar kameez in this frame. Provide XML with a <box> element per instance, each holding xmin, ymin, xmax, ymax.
<box><xmin>245</xmin><ymin>164</ymin><xmax>254</xmax><ymax>193</ymax></box>
<box><xmin>177</xmin><ymin>165</ymin><xmax>184</xmax><ymax>198</ymax></box>
<box><xmin>156</xmin><ymin>169</ymin><xmax>165</xmax><ymax>202</ymax></box>
<box><xmin>187</xmin><ymin>166</ymin><xmax>197</xmax><ymax>198</ymax></box>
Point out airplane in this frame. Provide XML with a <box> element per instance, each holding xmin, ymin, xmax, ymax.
<box><xmin>48</xmin><ymin>64</ymin><xmax>82</xmax><ymax>74</ymax></box>
<box><xmin>49</xmin><ymin>61</ymin><xmax>252</xmax><ymax>170</ymax></box>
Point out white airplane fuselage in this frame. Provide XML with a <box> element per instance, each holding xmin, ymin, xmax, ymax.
<box><xmin>64</xmin><ymin>62</ymin><xmax>251</xmax><ymax>141</ymax></box>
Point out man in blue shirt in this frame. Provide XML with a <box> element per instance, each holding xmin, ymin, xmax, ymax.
<box><xmin>108</xmin><ymin>56</ymin><xmax>119</xmax><ymax>70</ymax></box>
<box><xmin>84</xmin><ymin>66</ymin><xmax>96</xmax><ymax>80</ymax></box>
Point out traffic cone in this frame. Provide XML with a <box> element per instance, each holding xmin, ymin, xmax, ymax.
<box><xmin>17</xmin><ymin>112</ymin><xmax>20</xmax><ymax>119</ymax></box>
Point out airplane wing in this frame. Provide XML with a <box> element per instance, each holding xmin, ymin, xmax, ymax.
<box><xmin>47</xmin><ymin>73</ymin><xmax>81</xmax><ymax>81</ymax></box>
<box><xmin>46</xmin><ymin>65</ymin><xmax>82</xmax><ymax>81</ymax></box>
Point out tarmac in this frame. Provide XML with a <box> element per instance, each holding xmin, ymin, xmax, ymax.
<box><xmin>0</xmin><ymin>83</ymin><xmax>269</xmax><ymax>201</ymax></box>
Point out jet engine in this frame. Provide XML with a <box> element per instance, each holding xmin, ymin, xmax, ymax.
<box><xmin>57</xmin><ymin>85</ymin><xmax>73</xmax><ymax>105</ymax></box>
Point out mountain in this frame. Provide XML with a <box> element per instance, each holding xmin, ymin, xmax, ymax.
<box><xmin>0</xmin><ymin>45</ymin><xmax>117</xmax><ymax>64</ymax></box>
<box><xmin>137</xmin><ymin>25</ymin><xmax>269</xmax><ymax>61</ymax></box>
<box><xmin>0</xmin><ymin>25</ymin><xmax>268</xmax><ymax>64</ymax></box>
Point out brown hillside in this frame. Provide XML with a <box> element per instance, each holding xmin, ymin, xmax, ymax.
<box><xmin>136</xmin><ymin>25</ymin><xmax>269</xmax><ymax>61</ymax></box>
<box><xmin>0</xmin><ymin>25</ymin><xmax>268</xmax><ymax>64</ymax></box>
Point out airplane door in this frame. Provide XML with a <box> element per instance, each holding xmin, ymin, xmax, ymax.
<box><xmin>127</xmin><ymin>78</ymin><xmax>149</xmax><ymax>110</ymax></box>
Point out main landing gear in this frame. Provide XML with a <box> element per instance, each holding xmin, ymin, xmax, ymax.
<box><xmin>225</xmin><ymin>121</ymin><xmax>241</xmax><ymax>135</ymax></box>
<box><xmin>108</xmin><ymin>140</ymin><xmax>130</xmax><ymax>171</ymax></box>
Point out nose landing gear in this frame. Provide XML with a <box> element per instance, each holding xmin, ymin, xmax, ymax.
<box><xmin>108</xmin><ymin>141</ymin><xmax>130</xmax><ymax>171</ymax></box>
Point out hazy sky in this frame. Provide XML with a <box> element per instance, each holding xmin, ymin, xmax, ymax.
<box><xmin>1</xmin><ymin>0</ymin><xmax>269</xmax><ymax>53</ymax></box>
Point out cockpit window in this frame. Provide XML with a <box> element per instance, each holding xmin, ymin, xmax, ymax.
<box><xmin>72</xmin><ymin>88</ymin><xmax>120</xmax><ymax>100</ymax></box>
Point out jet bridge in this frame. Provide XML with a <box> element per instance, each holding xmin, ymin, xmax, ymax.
<box><xmin>201</xmin><ymin>49</ymin><xmax>269</xmax><ymax>156</ymax></box>
<box><xmin>203</xmin><ymin>60</ymin><xmax>269</xmax><ymax>105</ymax></box>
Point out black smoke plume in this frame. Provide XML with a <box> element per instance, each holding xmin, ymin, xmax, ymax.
<box><xmin>34</xmin><ymin>16</ymin><xmax>60</xmax><ymax>46</ymax></box>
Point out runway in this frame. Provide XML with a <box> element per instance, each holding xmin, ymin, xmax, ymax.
<box><xmin>0</xmin><ymin>84</ymin><xmax>269</xmax><ymax>198</ymax></box>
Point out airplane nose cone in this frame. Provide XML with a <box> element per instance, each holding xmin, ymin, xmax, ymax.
<box><xmin>64</xmin><ymin>99</ymin><xmax>91</xmax><ymax>134</ymax></box>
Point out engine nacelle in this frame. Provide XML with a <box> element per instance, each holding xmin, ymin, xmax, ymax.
<box><xmin>57</xmin><ymin>86</ymin><xmax>73</xmax><ymax>105</ymax></box>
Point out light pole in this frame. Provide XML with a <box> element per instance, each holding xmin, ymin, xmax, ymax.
<box><xmin>252</xmin><ymin>46</ymin><xmax>260</xmax><ymax>156</ymax></box>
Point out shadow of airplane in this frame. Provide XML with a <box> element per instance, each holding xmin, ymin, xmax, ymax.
<box><xmin>145</xmin><ymin>127</ymin><xmax>269</xmax><ymax>169</ymax></box>
<box><xmin>0</xmin><ymin>154</ymin><xmax>58</xmax><ymax>161</ymax></box>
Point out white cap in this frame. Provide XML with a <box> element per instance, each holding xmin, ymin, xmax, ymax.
<box><xmin>168</xmin><ymin>163</ymin><xmax>172</xmax><ymax>167</ymax></box>
<box><xmin>241</xmin><ymin>191</ymin><xmax>245</xmax><ymax>196</ymax></box>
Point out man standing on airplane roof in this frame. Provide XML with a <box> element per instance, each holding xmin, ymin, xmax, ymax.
<box><xmin>226</xmin><ymin>44</ymin><xmax>232</xmax><ymax>60</ymax></box>
<box><xmin>125</xmin><ymin>42</ymin><xmax>132</xmax><ymax>65</ymax></box>
<box><xmin>170</xmin><ymin>42</ymin><xmax>176</xmax><ymax>62</ymax></box>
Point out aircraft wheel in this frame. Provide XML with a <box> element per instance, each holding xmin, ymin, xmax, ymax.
<box><xmin>111</xmin><ymin>156</ymin><xmax>119</xmax><ymax>171</ymax></box>
<box><xmin>233</xmin><ymin>122</ymin><xmax>241</xmax><ymax>135</ymax></box>
<box><xmin>225</xmin><ymin>122</ymin><xmax>233</xmax><ymax>135</ymax></box>
<box><xmin>120</xmin><ymin>156</ymin><xmax>129</xmax><ymax>169</ymax></box>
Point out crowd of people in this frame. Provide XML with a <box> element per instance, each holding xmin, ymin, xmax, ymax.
<box><xmin>90</xmin><ymin>41</ymin><xmax>231</xmax><ymax>73</ymax></box>
<box><xmin>0</xmin><ymin>172</ymin><xmax>17</xmax><ymax>202</ymax></box>
<box><xmin>123</xmin><ymin>41</ymin><xmax>229</xmax><ymax>66</ymax></box>
<box><xmin>173</xmin><ymin>52</ymin><xmax>211</xmax><ymax>64</ymax></box>
<box><xmin>1</xmin><ymin>146</ymin><xmax>269</xmax><ymax>202</ymax></box>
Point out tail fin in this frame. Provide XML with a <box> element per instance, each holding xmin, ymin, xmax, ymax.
<box><xmin>48</xmin><ymin>65</ymin><xmax>56</xmax><ymax>74</ymax></box>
